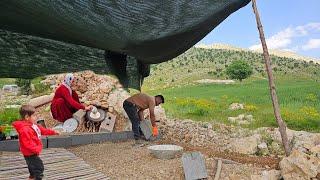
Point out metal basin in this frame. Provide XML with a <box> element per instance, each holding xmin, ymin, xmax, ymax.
<box><xmin>147</xmin><ymin>144</ymin><xmax>183</xmax><ymax>159</ymax></box>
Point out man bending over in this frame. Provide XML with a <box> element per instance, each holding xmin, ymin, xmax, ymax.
<box><xmin>123</xmin><ymin>93</ymin><xmax>164</xmax><ymax>144</ymax></box>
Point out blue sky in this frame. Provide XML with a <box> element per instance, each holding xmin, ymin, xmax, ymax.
<box><xmin>199</xmin><ymin>0</ymin><xmax>320</xmax><ymax>59</ymax></box>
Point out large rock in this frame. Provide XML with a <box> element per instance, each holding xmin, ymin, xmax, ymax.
<box><xmin>311</xmin><ymin>145</ymin><xmax>320</xmax><ymax>158</ymax></box>
<box><xmin>144</xmin><ymin>106</ymin><xmax>167</xmax><ymax>121</ymax></box>
<box><xmin>292</xmin><ymin>131</ymin><xmax>320</xmax><ymax>152</ymax></box>
<box><xmin>229</xmin><ymin>134</ymin><xmax>261</xmax><ymax>154</ymax></box>
<box><xmin>257</xmin><ymin>142</ymin><xmax>270</xmax><ymax>156</ymax></box>
<box><xmin>106</xmin><ymin>89</ymin><xmax>130</xmax><ymax>114</ymax></box>
<box><xmin>270</xmin><ymin>128</ymin><xmax>320</xmax><ymax>151</ymax></box>
<box><xmin>280</xmin><ymin>149</ymin><xmax>320</xmax><ymax>180</ymax></box>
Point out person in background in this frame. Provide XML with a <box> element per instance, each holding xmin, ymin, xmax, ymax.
<box><xmin>13</xmin><ymin>105</ymin><xmax>59</xmax><ymax>180</ymax></box>
<box><xmin>123</xmin><ymin>93</ymin><xmax>164</xmax><ymax>145</ymax></box>
<box><xmin>51</xmin><ymin>73</ymin><xmax>92</xmax><ymax>122</ymax></box>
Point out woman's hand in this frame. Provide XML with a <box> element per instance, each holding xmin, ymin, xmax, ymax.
<box><xmin>85</xmin><ymin>105</ymin><xmax>94</xmax><ymax>111</ymax></box>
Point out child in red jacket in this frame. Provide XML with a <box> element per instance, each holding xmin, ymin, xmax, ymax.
<box><xmin>13</xmin><ymin>105</ymin><xmax>59</xmax><ymax>180</ymax></box>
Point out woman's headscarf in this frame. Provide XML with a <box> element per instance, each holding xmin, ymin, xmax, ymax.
<box><xmin>62</xmin><ymin>73</ymin><xmax>74</xmax><ymax>95</ymax></box>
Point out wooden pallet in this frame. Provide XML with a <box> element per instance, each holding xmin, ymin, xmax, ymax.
<box><xmin>0</xmin><ymin>148</ymin><xmax>109</xmax><ymax>180</ymax></box>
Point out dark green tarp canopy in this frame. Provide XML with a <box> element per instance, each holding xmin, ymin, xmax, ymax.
<box><xmin>0</xmin><ymin>0</ymin><xmax>250</xmax><ymax>64</ymax></box>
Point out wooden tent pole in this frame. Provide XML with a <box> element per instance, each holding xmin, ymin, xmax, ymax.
<box><xmin>251</xmin><ymin>0</ymin><xmax>291</xmax><ymax>156</ymax></box>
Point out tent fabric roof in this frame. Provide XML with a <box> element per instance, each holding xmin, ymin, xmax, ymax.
<box><xmin>0</xmin><ymin>0</ymin><xmax>250</xmax><ymax>63</ymax></box>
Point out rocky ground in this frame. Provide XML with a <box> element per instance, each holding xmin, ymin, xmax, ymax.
<box><xmin>1</xmin><ymin>71</ymin><xmax>319</xmax><ymax>179</ymax></box>
<box><xmin>69</xmin><ymin>141</ymin><xmax>269</xmax><ymax>180</ymax></box>
<box><xmin>158</xmin><ymin>118</ymin><xmax>320</xmax><ymax>179</ymax></box>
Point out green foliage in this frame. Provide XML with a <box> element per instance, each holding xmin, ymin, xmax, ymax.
<box><xmin>0</xmin><ymin>108</ymin><xmax>20</xmax><ymax>125</ymax></box>
<box><xmin>16</xmin><ymin>78</ymin><xmax>32</xmax><ymax>95</ymax></box>
<box><xmin>226</xmin><ymin>60</ymin><xmax>253</xmax><ymax>82</ymax></box>
<box><xmin>31</xmin><ymin>76</ymin><xmax>51</xmax><ymax>97</ymax></box>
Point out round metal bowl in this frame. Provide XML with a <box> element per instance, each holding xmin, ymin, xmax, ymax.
<box><xmin>147</xmin><ymin>144</ymin><xmax>183</xmax><ymax>159</ymax></box>
<box><xmin>52</xmin><ymin>123</ymin><xmax>64</xmax><ymax>133</ymax></box>
<box><xmin>63</xmin><ymin>118</ymin><xmax>78</xmax><ymax>133</ymax></box>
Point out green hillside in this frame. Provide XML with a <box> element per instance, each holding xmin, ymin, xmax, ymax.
<box><xmin>143</xmin><ymin>47</ymin><xmax>320</xmax><ymax>132</ymax></box>
<box><xmin>143</xmin><ymin>47</ymin><xmax>320</xmax><ymax>90</ymax></box>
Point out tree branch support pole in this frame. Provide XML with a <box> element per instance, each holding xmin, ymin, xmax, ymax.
<box><xmin>251</xmin><ymin>0</ymin><xmax>291</xmax><ymax>156</ymax></box>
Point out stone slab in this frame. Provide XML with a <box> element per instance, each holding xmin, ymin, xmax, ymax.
<box><xmin>73</xmin><ymin>109</ymin><xmax>86</xmax><ymax>124</ymax></box>
<box><xmin>0</xmin><ymin>139</ymin><xmax>19</xmax><ymax>151</ymax></box>
<box><xmin>182</xmin><ymin>152</ymin><xmax>208</xmax><ymax>180</ymax></box>
<box><xmin>126</xmin><ymin>131</ymin><xmax>134</xmax><ymax>139</ymax></box>
<box><xmin>41</xmin><ymin>137</ymin><xmax>48</xmax><ymax>149</ymax></box>
<box><xmin>71</xmin><ymin>133</ymin><xmax>93</xmax><ymax>146</ymax></box>
<box><xmin>99</xmin><ymin>112</ymin><xmax>116</xmax><ymax>132</ymax></box>
<box><xmin>47</xmin><ymin>135</ymin><xmax>72</xmax><ymax>148</ymax></box>
<box><xmin>140</xmin><ymin>119</ymin><xmax>153</xmax><ymax>140</ymax></box>
<box><xmin>0</xmin><ymin>132</ymin><xmax>135</xmax><ymax>151</ymax></box>
<box><xmin>100</xmin><ymin>132</ymin><xmax>112</xmax><ymax>142</ymax></box>
<box><xmin>91</xmin><ymin>132</ymin><xmax>103</xmax><ymax>143</ymax></box>
<box><xmin>148</xmin><ymin>145</ymin><xmax>183</xmax><ymax>159</ymax></box>
<box><xmin>0</xmin><ymin>137</ymin><xmax>48</xmax><ymax>151</ymax></box>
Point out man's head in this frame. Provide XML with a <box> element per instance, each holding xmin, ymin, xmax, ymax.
<box><xmin>20</xmin><ymin>105</ymin><xmax>37</xmax><ymax>123</ymax></box>
<box><xmin>155</xmin><ymin>95</ymin><xmax>164</xmax><ymax>106</ymax></box>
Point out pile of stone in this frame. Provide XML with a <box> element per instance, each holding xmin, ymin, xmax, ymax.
<box><xmin>42</xmin><ymin>71</ymin><xmax>169</xmax><ymax>132</ymax></box>
<box><xmin>159</xmin><ymin>118</ymin><xmax>245</xmax><ymax>151</ymax></box>
<box><xmin>42</xmin><ymin>71</ymin><xmax>131</xmax><ymax>132</ymax></box>
<box><xmin>159</xmin><ymin>118</ymin><xmax>320</xmax><ymax>156</ymax></box>
<box><xmin>228</xmin><ymin>103</ymin><xmax>244</xmax><ymax>110</ymax></box>
<box><xmin>42</xmin><ymin>71</ymin><xmax>123</xmax><ymax>108</ymax></box>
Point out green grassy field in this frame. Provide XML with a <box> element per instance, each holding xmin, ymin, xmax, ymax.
<box><xmin>145</xmin><ymin>78</ymin><xmax>320</xmax><ymax>132</ymax></box>
<box><xmin>0</xmin><ymin>78</ymin><xmax>15</xmax><ymax>88</ymax></box>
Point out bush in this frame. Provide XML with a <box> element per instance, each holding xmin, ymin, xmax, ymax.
<box><xmin>226</xmin><ymin>60</ymin><xmax>253</xmax><ymax>82</ymax></box>
<box><xmin>0</xmin><ymin>108</ymin><xmax>20</xmax><ymax>125</ymax></box>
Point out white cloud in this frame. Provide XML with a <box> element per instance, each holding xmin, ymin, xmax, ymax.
<box><xmin>302</xmin><ymin>39</ymin><xmax>320</xmax><ymax>50</ymax></box>
<box><xmin>249</xmin><ymin>22</ymin><xmax>320</xmax><ymax>51</ymax></box>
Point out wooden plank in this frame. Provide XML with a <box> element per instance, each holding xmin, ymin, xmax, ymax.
<box><xmin>214</xmin><ymin>160</ymin><xmax>222</xmax><ymax>180</ymax></box>
<box><xmin>0</xmin><ymin>157</ymin><xmax>82</xmax><ymax>171</ymax></box>
<box><xmin>0</xmin><ymin>148</ymin><xmax>108</xmax><ymax>179</ymax></box>
<box><xmin>1</xmin><ymin>160</ymin><xmax>90</xmax><ymax>176</ymax></box>
<box><xmin>1</xmin><ymin>154</ymin><xmax>77</xmax><ymax>165</ymax></box>
<box><xmin>4</xmin><ymin>164</ymin><xmax>92</xmax><ymax>178</ymax></box>
<box><xmin>1</xmin><ymin>148</ymin><xmax>68</xmax><ymax>157</ymax></box>
<box><xmin>45</xmin><ymin>169</ymin><xmax>97</xmax><ymax>179</ymax></box>
<box><xmin>1</xmin><ymin>151</ymin><xmax>76</xmax><ymax>162</ymax></box>
<box><xmin>3</xmin><ymin>165</ymin><xmax>96</xmax><ymax>179</ymax></box>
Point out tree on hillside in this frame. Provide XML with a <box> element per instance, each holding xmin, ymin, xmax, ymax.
<box><xmin>226</xmin><ymin>60</ymin><xmax>253</xmax><ymax>82</ymax></box>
